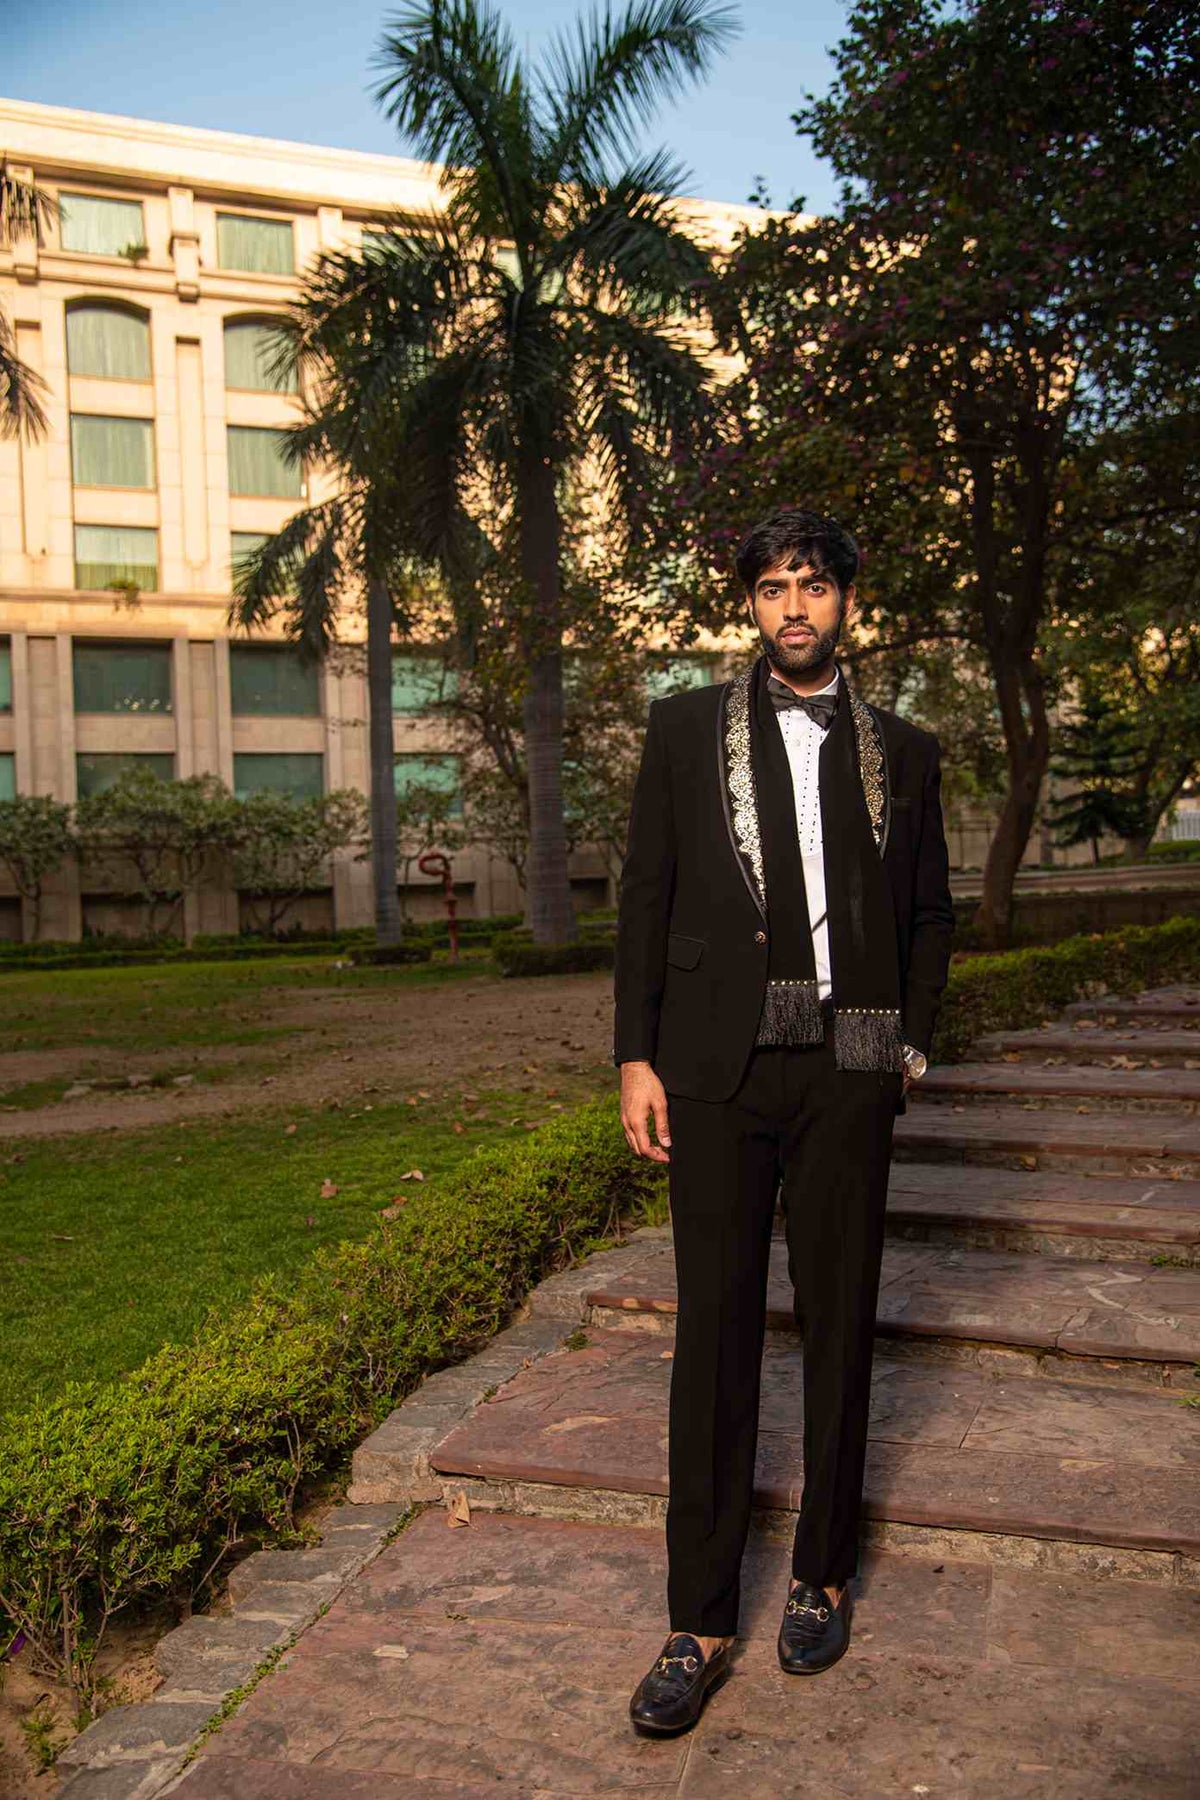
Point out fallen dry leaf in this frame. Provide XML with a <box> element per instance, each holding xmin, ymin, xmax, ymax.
<box><xmin>452</xmin><ymin>1122</ymin><xmax>464</xmax><ymax>1134</ymax></box>
<box><xmin>447</xmin><ymin>1490</ymin><xmax>471</xmax><ymax>1528</ymax></box>
<box><xmin>320</xmin><ymin>1179</ymin><xmax>340</xmax><ymax>1199</ymax></box>
<box><xmin>285</xmin><ymin>1123</ymin><xmax>298</xmax><ymax>1135</ymax></box>
<box><xmin>398</xmin><ymin>1169</ymin><xmax>425</xmax><ymax>1182</ymax></box>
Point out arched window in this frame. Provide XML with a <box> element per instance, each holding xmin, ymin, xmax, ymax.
<box><xmin>65</xmin><ymin>302</ymin><xmax>151</xmax><ymax>381</ymax></box>
<box><xmin>223</xmin><ymin>317</ymin><xmax>297</xmax><ymax>393</ymax></box>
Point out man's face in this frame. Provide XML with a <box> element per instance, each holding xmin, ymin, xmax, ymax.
<box><xmin>747</xmin><ymin>558</ymin><xmax>855</xmax><ymax>677</ymax></box>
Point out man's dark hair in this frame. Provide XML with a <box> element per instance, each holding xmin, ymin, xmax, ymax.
<box><xmin>734</xmin><ymin>507</ymin><xmax>860</xmax><ymax>597</ymax></box>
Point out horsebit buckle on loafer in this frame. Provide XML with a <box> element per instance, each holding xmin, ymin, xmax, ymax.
<box><xmin>657</xmin><ymin>1653</ymin><xmax>700</xmax><ymax>1673</ymax></box>
<box><xmin>786</xmin><ymin>1599</ymin><xmax>830</xmax><ymax>1621</ymax></box>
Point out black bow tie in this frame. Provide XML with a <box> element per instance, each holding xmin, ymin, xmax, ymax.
<box><xmin>767</xmin><ymin>675</ymin><xmax>839</xmax><ymax>729</ymax></box>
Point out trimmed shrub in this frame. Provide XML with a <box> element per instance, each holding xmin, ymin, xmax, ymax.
<box><xmin>492</xmin><ymin>931</ymin><xmax>616</xmax><ymax>977</ymax></box>
<box><xmin>351</xmin><ymin>942</ymin><xmax>433</xmax><ymax>966</ymax></box>
<box><xmin>0</xmin><ymin>1098</ymin><xmax>664</xmax><ymax>1694</ymax></box>
<box><xmin>932</xmin><ymin>915</ymin><xmax>1200</xmax><ymax>1062</ymax></box>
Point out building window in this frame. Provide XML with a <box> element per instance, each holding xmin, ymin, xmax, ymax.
<box><xmin>233</xmin><ymin>752</ymin><xmax>324</xmax><ymax>802</ymax></box>
<box><xmin>66</xmin><ymin>303</ymin><xmax>152</xmax><ymax>382</ymax></box>
<box><xmin>223</xmin><ymin>318</ymin><xmax>296</xmax><ymax>393</ymax></box>
<box><xmin>227</xmin><ymin>425</ymin><xmax>301</xmax><ymax>498</ymax></box>
<box><xmin>645</xmin><ymin>656</ymin><xmax>714</xmax><ymax>703</ymax></box>
<box><xmin>0</xmin><ymin>754</ymin><xmax>14</xmax><ymax>801</ymax></box>
<box><xmin>59</xmin><ymin>192</ymin><xmax>146</xmax><ymax>259</ymax></box>
<box><xmin>0</xmin><ymin>640</ymin><xmax>11</xmax><ymax>713</ymax></box>
<box><xmin>73</xmin><ymin>641</ymin><xmax>173</xmax><ymax>714</ymax></box>
<box><xmin>392</xmin><ymin>653</ymin><xmax>457</xmax><ymax>714</ymax></box>
<box><xmin>74</xmin><ymin>525</ymin><xmax>159</xmax><ymax>593</ymax></box>
<box><xmin>230</xmin><ymin>645</ymin><xmax>320</xmax><ymax>716</ymax></box>
<box><xmin>70</xmin><ymin>414</ymin><xmax>155</xmax><ymax>489</ymax></box>
<box><xmin>216</xmin><ymin>213</ymin><xmax>294</xmax><ymax>276</ymax></box>
<box><xmin>76</xmin><ymin>752</ymin><xmax>174</xmax><ymax>798</ymax></box>
<box><xmin>394</xmin><ymin>753</ymin><xmax>462</xmax><ymax>817</ymax></box>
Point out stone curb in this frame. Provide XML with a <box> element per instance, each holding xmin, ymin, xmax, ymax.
<box><xmin>52</xmin><ymin>1501</ymin><xmax>405</xmax><ymax>1800</ymax></box>
<box><xmin>51</xmin><ymin>1229</ymin><xmax>666</xmax><ymax>1800</ymax></box>
<box><xmin>347</xmin><ymin>1225</ymin><xmax>669</xmax><ymax>1504</ymax></box>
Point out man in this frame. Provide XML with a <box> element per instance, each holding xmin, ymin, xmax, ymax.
<box><xmin>615</xmin><ymin>507</ymin><xmax>955</xmax><ymax>1735</ymax></box>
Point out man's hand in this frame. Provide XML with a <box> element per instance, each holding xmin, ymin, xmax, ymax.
<box><xmin>620</xmin><ymin>1060</ymin><xmax>671</xmax><ymax>1162</ymax></box>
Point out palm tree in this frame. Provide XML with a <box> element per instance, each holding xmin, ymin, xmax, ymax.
<box><xmin>234</xmin><ymin>0</ymin><xmax>737</xmax><ymax>945</ymax></box>
<box><xmin>0</xmin><ymin>163</ymin><xmax>54</xmax><ymax>436</ymax></box>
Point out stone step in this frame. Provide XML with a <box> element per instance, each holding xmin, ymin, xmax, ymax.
<box><xmin>1063</xmin><ymin>988</ymin><xmax>1200</xmax><ymax>1029</ymax></box>
<box><xmin>979</xmin><ymin>1027</ymin><xmax>1200</xmax><ymax>1068</ymax></box>
<box><xmin>913</xmin><ymin>1061</ymin><xmax>1200</xmax><ymax>1113</ymax></box>
<box><xmin>425</xmin><ymin>1325</ymin><xmax>1200</xmax><ymax>1564</ymax></box>
<box><xmin>579</xmin><ymin>1237</ymin><xmax>1200</xmax><ymax>1382</ymax></box>
<box><xmin>892</xmin><ymin>1104</ymin><xmax>1200</xmax><ymax>1176</ymax></box>
<box><xmin>883</xmin><ymin>1161</ymin><xmax>1200</xmax><ymax>1264</ymax></box>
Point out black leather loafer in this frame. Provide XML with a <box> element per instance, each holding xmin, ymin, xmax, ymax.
<box><xmin>629</xmin><ymin>1632</ymin><xmax>733</xmax><ymax>1735</ymax></box>
<box><xmin>777</xmin><ymin>1579</ymin><xmax>852</xmax><ymax>1674</ymax></box>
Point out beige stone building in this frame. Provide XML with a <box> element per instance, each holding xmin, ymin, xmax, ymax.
<box><xmin>0</xmin><ymin>98</ymin><xmax>766</xmax><ymax>941</ymax></box>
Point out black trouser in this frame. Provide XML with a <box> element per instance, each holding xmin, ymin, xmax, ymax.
<box><xmin>664</xmin><ymin>1016</ymin><xmax>902</xmax><ymax>1637</ymax></box>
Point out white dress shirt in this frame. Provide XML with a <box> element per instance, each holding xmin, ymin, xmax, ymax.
<box><xmin>770</xmin><ymin>667</ymin><xmax>840</xmax><ymax>1002</ymax></box>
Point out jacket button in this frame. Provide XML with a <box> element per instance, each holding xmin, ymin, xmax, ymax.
<box><xmin>755</xmin><ymin>930</ymin><xmax>767</xmax><ymax>944</ymax></box>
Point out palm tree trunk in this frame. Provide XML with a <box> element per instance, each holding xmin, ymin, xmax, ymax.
<box><xmin>367</xmin><ymin>574</ymin><xmax>402</xmax><ymax>946</ymax></box>
<box><xmin>517</xmin><ymin>446</ymin><xmax>576</xmax><ymax>946</ymax></box>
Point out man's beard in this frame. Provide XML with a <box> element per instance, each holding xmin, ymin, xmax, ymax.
<box><xmin>758</xmin><ymin>608</ymin><xmax>844</xmax><ymax>678</ymax></box>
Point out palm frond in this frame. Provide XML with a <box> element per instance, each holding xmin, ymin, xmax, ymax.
<box><xmin>228</xmin><ymin>500</ymin><xmax>348</xmax><ymax>655</ymax></box>
<box><xmin>373</xmin><ymin>0</ymin><xmax>535</xmax><ymax>242</ymax></box>
<box><xmin>0</xmin><ymin>163</ymin><xmax>58</xmax><ymax>242</ymax></box>
<box><xmin>553</xmin><ymin>152</ymin><xmax>716</xmax><ymax>316</ymax></box>
<box><xmin>538</xmin><ymin>0</ymin><xmax>739</xmax><ymax>186</ymax></box>
<box><xmin>0</xmin><ymin>311</ymin><xmax>49</xmax><ymax>439</ymax></box>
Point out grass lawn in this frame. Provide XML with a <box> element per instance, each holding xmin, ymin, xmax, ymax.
<box><xmin>0</xmin><ymin>1079</ymin><xmax>608</xmax><ymax>1417</ymax></box>
<box><xmin>0</xmin><ymin>949</ymin><xmax>493</xmax><ymax>1057</ymax></box>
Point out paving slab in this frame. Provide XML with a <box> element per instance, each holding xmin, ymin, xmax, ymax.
<box><xmin>172</xmin><ymin>1511</ymin><xmax>1200</xmax><ymax>1800</ymax></box>
<box><xmin>1065</xmin><ymin>988</ymin><xmax>1200</xmax><ymax>1028</ymax></box>
<box><xmin>892</xmin><ymin>1104</ymin><xmax>1200</xmax><ymax>1173</ymax></box>
<box><xmin>424</xmin><ymin>1327</ymin><xmax>1200</xmax><ymax>1555</ymax></box>
<box><xmin>585</xmin><ymin>1237</ymin><xmax>1200</xmax><ymax>1365</ymax></box>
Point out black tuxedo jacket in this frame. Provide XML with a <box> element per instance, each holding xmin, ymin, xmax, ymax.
<box><xmin>613</xmin><ymin>672</ymin><xmax>956</xmax><ymax>1103</ymax></box>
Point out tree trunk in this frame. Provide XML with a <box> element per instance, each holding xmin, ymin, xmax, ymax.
<box><xmin>517</xmin><ymin>446</ymin><xmax>576</xmax><ymax>946</ymax></box>
<box><xmin>974</xmin><ymin>656</ymin><xmax>1050</xmax><ymax>949</ymax></box>
<box><xmin>367</xmin><ymin>575</ymin><xmax>402</xmax><ymax>946</ymax></box>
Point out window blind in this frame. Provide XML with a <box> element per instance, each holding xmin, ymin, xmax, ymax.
<box><xmin>74</xmin><ymin>525</ymin><xmax>159</xmax><ymax>593</ymax></box>
<box><xmin>216</xmin><ymin>214</ymin><xmax>294</xmax><ymax>275</ymax></box>
<box><xmin>60</xmin><ymin>193</ymin><xmax>145</xmax><ymax>258</ymax></box>
<box><xmin>66</xmin><ymin>305</ymin><xmax>152</xmax><ymax>381</ymax></box>
<box><xmin>70</xmin><ymin>415</ymin><xmax>155</xmax><ymax>488</ymax></box>
<box><xmin>227</xmin><ymin>426</ymin><xmax>301</xmax><ymax>498</ymax></box>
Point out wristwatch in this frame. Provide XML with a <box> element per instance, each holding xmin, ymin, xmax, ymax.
<box><xmin>901</xmin><ymin>1043</ymin><xmax>928</xmax><ymax>1081</ymax></box>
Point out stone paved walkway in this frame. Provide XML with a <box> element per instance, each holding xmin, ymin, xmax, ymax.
<box><xmin>60</xmin><ymin>988</ymin><xmax>1200</xmax><ymax>1797</ymax></box>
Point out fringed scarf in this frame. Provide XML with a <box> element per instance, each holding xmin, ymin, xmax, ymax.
<box><xmin>724</xmin><ymin>655</ymin><xmax>903</xmax><ymax>1074</ymax></box>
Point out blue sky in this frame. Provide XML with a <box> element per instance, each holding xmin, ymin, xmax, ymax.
<box><xmin>4</xmin><ymin>0</ymin><xmax>850</xmax><ymax>212</ymax></box>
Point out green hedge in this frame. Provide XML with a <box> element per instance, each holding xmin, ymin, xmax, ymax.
<box><xmin>492</xmin><ymin>930</ymin><xmax>616</xmax><ymax>977</ymax></box>
<box><xmin>932</xmin><ymin>915</ymin><xmax>1200</xmax><ymax>1062</ymax></box>
<box><xmin>0</xmin><ymin>1098</ymin><xmax>664</xmax><ymax>1694</ymax></box>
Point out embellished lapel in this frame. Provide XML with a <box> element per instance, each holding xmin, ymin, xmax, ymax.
<box><xmin>717</xmin><ymin>664</ymin><xmax>766</xmax><ymax>918</ymax></box>
<box><xmin>716</xmin><ymin>658</ymin><xmax>890</xmax><ymax>908</ymax></box>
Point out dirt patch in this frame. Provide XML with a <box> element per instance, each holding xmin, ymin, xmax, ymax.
<box><xmin>0</xmin><ymin>971</ymin><xmax>616</xmax><ymax>1138</ymax></box>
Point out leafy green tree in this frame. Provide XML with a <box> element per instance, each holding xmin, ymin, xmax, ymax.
<box><xmin>0</xmin><ymin>162</ymin><xmax>53</xmax><ymax>436</ymax></box>
<box><xmin>234</xmin><ymin>0</ymin><xmax>736</xmax><ymax>946</ymax></box>
<box><xmin>1047</xmin><ymin>687</ymin><xmax>1144</xmax><ymax>864</ymax></box>
<box><xmin>75</xmin><ymin>769</ymin><xmax>240</xmax><ymax>940</ymax></box>
<box><xmin>683</xmin><ymin>0</ymin><xmax>1199</xmax><ymax>943</ymax></box>
<box><xmin>230</xmin><ymin>789</ymin><xmax>369</xmax><ymax>935</ymax></box>
<box><xmin>0</xmin><ymin>795</ymin><xmax>74</xmax><ymax>939</ymax></box>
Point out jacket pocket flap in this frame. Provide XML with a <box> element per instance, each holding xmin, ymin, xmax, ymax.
<box><xmin>666</xmin><ymin>932</ymin><xmax>705</xmax><ymax>971</ymax></box>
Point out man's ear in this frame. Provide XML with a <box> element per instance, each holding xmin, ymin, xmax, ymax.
<box><xmin>843</xmin><ymin>584</ymin><xmax>858</xmax><ymax>629</ymax></box>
